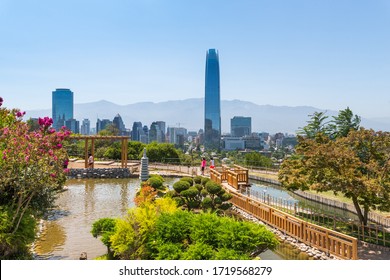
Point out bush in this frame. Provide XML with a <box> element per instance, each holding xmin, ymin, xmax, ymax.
<box><xmin>173</xmin><ymin>181</ymin><xmax>190</xmax><ymax>193</ymax></box>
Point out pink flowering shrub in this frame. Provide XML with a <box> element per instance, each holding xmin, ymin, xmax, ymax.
<box><xmin>0</xmin><ymin>97</ymin><xmax>70</xmax><ymax>259</ymax></box>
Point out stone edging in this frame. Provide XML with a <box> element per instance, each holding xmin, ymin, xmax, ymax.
<box><xmin>67</xmin><ymin>168</ymin><xmax>133</xmax><ymax>179</ymax></box>
<box><xmin>232</xmin><ymin>206</ymin><xmax>339</xmax><ymax>260</ymax></box>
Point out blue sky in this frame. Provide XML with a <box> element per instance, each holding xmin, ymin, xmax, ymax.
<box><xmin>1</xmin><ymin>0</ymin><xmax>389</xmax><ymax>118</ymax></box>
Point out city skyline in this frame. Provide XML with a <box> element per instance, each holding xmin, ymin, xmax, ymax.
<box><xmin>1</xmin><ymin>1</ymin><xmax>389</xmax><ymax>119</ymax></box>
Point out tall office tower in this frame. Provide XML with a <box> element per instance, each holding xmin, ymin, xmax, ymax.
<box><xmin>52</xmin><ymin>88</ymin><xmax>74</xmax><ymax>131</ymax></box>
<box><xmin>113</xmin><ymin>114</ymin><xmax>126</xmax><ymax>135</ymax></box>
<box><xmin>231</xmin><ymin>116</ymin><xmax>252</xmax><ymax>137</ymax></box>
<box><xmin>204</xmin><ymin>49</ymin><xmax>221</xmax><ymax>150</ymax></box>
<box><xmin>65</xmin><ymin>118</ymin><xmax>80</xmax><ymax>134</ymax></box>
<box><xmin>81</xmin><ymin>119</ymin><xmax>91</xmax><ymax>135</ymax></box>
<box><xmin>149</xmin><ymin>121</ymin><xmax>165</xmax><ymax>143</ymax></box>
<box><xmin>141</xmin><ymin>125</ymin><xmax>149</xmax><ymax>144</ymax></box>
<box><xmin>96</xmin><ymin>118</ymin><xmax>112</xmax><ymax>134</ymax></box>
<box><xmin>131</xmin><ymin>122</ymin><xmax>143</xmax><ymax>141</ymax></box>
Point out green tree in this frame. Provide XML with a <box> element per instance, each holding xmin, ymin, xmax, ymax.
<box><xmin>170</xmin><ymin>178</ymin><xmax>232</xmax><ymax>213</ymax></box>
<box><xmin>144</xmin><ymin>142</ymin><xmax>181</xmax><ymax>163</ymax></box>
<box><xmin>244</xmin><ymin>152</ymin><xmax>273</xmax><ymax>168</ymax></box>
<box><xmin>329</xmin><ymin>107</ymin><xmax>361</xmax><ymax>138</ymax></box>
<box><xmin>297</xmin><ymin>111</ymin><xmax>331</xmax><ymax>138</ymax></box>
<box><xmin>279</xmin><ymin>128</ymin><xmax>390</xmax><ymax>225</ymax></box>
<box><xmin>128</xmin><ymin>141</ymin><xmax>146</xmax><ymax>160</ymax></box>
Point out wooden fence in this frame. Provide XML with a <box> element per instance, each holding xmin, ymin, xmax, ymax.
<box><xmin>227</xmin><ymin>189</ymin><xmax>358</xmax><ymax>259</ymax></box>
<box><xmin>210</xmin><ymin>165</ymin><xmax>358</xmax><ymax>260</ymax></box>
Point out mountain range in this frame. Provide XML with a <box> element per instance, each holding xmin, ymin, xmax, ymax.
<box><xmin>24</xmin><ymin>98</ymin><xmax>390</xmax><ymax>134</ymax></box>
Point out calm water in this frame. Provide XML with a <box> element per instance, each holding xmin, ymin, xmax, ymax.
<box><xmin>34</xmin><ymin>177</ymin><xmax>318</xmax><ymax>260</ymax></box>
<box><xmin>248</xmin><ymin>180</ymin><xmax>359</xmax><ymax>221</ymax></box>
<box><xmin>34</xmin><ymin>178</ymin><xmax>178</xmax><ymax>260</ymax></box>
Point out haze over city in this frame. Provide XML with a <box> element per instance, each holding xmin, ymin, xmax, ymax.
<box><xmin>1</xmin><ymin>0</ymin><xmax>389</xmax><ymax>120</ymax></box>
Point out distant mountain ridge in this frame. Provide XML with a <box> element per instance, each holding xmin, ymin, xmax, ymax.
<box><xmin>24</xmin><ymin>98</ymin><xmax>390</xmax><ymax>134</ymax></box>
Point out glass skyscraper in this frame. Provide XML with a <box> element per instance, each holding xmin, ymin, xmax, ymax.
<box><xmin>52</xmin><ymin>88</ymin><xmax>74</xmax><ymax>131</ymax></box>
<box><xmin>204</xmin><ymin>49</ymin><xmax>221</xmax><ymax>150</ymax></box>
<box><xmin>231</xmin><ymin>116</ymin><xmax>252</xmax><ymax>137</ymax></box>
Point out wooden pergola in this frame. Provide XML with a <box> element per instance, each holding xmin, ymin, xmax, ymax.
<box><xmin>70</xmin><ymin>136</ymin><xmax>129</xmax><ymax>168</ymax></box>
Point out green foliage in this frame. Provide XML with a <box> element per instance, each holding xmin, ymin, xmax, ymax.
<box><xmin>169</xmin><ymin>178</ymin><xmax>232</xmax><ymax>213</ymax></box>
<box><xmin>108</xmin><ymin>197</ymin><xmax>178</xmax><ymax>259</ymax></box>
<box><xmin>144</xmin><ymin>142</ymin><xmax>181</xmax><ymax>163</ymax></box>
<box><xmin>91</xmin><ymin>218</ymin><xmax>117</xmax><ymax>257</ymax></box>
<box><xmin>127</xmin><ymin>141</ymin><xmax>146</xmax><ymax>160</ymax></box>
<box><xmin>0</xmin><ymin>206</ymin><xmax>36</xmax><ymax>260</ymax></box>
<box><xmin>0</xmin><ymin>98</ymin><xmax>70</xmax><ymax>259</ymax></box>
<box><xmin>173</xmin><ymin>180</ymin><xmax>191</xmax><ymax>193</ymax></box>
<box><xmin>244</xmin><ymin>152</ymin><xmax>273</xmax><ymax>168</ymax></box>
<box><xmin>280</xmin><ymin>126</ymin><xmax>390</xmax><ymax>225</ymax></box>
<box><xmin>145</xmin><ymin>175</ymin><xmax>165</xmax><ymax>190</ymax></box>
<box><xmin>180</xmin><ymin>177</ymin><xmax>194</xmax><ymax>186</ymax></box>
<box><xmin>146</xmin><ymin>211</ymin><xmax>278</xmax><ymax>260</ymax></box>
<box><xmin>205</xmin><ymin>180</ymin><xmax>222</xmax><ymax>195</ymax></box>
<box><xmin>193</xmin><ymin>176</ymin><xmax>203</xmax><ymax>184</ymax></box>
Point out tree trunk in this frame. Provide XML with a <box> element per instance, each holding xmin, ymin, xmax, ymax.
<box><xmin>351</xmin><ymin>196</ymin><xmax>367</xmax><ymax>226</ymax></box>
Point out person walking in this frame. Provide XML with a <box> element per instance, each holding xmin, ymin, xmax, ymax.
<box><xmin>201</xmin><ymin>157</ymin><xmax>206</xmax><ymax>175</ymax></box>
<box><xmin>210</xmin><ymin>157</ymin><xmax>215</xmax><ymax>169</ymax></box>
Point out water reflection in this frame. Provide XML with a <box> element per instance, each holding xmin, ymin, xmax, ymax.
<box><xmin>249</xmin><ymin>180</ymin><xmax>359</xmax><ymax>221</ymax></box>
<box><xmin>34</xmin><ymin>178</ymin><xmax>178</xmax><ymax>260</ymax></box>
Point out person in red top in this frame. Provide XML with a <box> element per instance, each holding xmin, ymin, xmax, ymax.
<box><xmin>201</xmin><ymin>157</ymin><xmax>206</xmax><ymax>175</ymax></box>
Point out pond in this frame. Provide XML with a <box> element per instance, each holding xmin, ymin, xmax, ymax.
<box><xmin>33</xmin><ymin>177</ymin><xmax>316</xmax><ymax>260</ymax></box>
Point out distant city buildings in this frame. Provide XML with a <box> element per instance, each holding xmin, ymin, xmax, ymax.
<box><xmin>231</xmin><ymin>116</ymin><xmax>251</xmax><ymax>137</ymax></box>
<box><xmin>204</xmin><ymin>49</ymin><xmax>221</xmax><ymax>150</ymax></box>
<box><xmin>149</xmin><ymin>121</ymin><xmax>166</xmax><ymax>143</ymax></box>
<box><xmin>167</xmin><ymin>126</ymin><xmax>187</xmax><ymax>147</ymax></box>
<box><xmin>52</xmin><ymin>88</ymin><xmax>74</xmax><ymax>131</ymax></box>
<box><xmin>96</xmin><ymin>118</ymin><xmax>112</xmax><ymax>134</ymax></box>
<box><xmin>131</xmin><ymin>122</ymin><xmax>143</xmax><ymax>142</ymax></box>
<box><xmin>81</xmin><ymin>119</ymin><xmax>91</xmax><ymax>135</ymax></box>
<box><xmin>65</xmin><ymin>118</ymin><xmax>80</xmax><ymax>134</ymax></box>
<box><xmin>113</xmin><ymin>114</ymin><xmax>129</xmax><ymax>135</ymax></box>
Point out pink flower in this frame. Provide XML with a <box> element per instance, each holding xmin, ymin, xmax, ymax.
<box><xmin>0</xmin><ymin>97</ymin><xmax>3</xmax><ymax>107</ymax></box>
<box><xmin>50</xmin><ymin>173</ymin><xmax>57</xmax><ymax>178</ymax></box>
<box><xmin>25</xmin><ymin>156</ymin><xmax>30</xmax><ymax>162</ymax></box>
<box><xmin>56</xmin><ymin>143</ymin><xmax>63</xmax><ymax>149</ymax></box>
<box><xmin>16</xmin><ymin>111</ymin><xmax>25</xmax><ymax>118</ymax></box>
<box><xmin>38</xmin><ymin>117</ymin><xmax>53</xmax><ymax>128</ymax></box>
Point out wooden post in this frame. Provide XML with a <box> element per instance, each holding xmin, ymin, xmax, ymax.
<box><xmin>84</xmin><ymin>138</ymin><xmax>89</xmax><ymax>168</ymax></box>
<box><xmin>91</xmin><ymin>138</ymin><xmax>95</xmax><ymax>168</ymax></box>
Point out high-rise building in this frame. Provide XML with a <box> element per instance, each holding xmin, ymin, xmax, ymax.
<box><xmin>113</xmin><ymin>114</ymin><xmax>126</xmax><ymax>135</ymax></box>
<box><xmin>204</xmin><ymin>49</ymin><xmax>221</xmax><ymax>150</ymax></box>
<box><xmin>96</xmin><ymin>118</ymin><xmax>112</xmax><ymax>134</ymax></box>
<box><xmin>231</xmin><ymin>116</ymin><xmax>252</xmax><ymax>137</ymax></box>
<box><xmin>65</xmin><ymin>118</ymin><xmax>80</xmax><ymax>134</ymax></box>
<box><xmin>81</xmin><ymin>119</ymin><xmax>91</xmax><ymax>135</ymax></box>
<box><xmin>52</xmin><ymin>88</ymin><xmax>74</xmax><ymax>131</ymax></box>
<box><xmin>149</xmin><ymin>121</ymin><xmax>166</xmax><ymax>143</ymax></box>
<box><xmin>167</xmin><ymin>126</ymin><xmax>187</xmax><ymax>147</ymax></box>
<box><xmin>131</xmin><ymin>122</ymin><xmax>143</xmax><ymax>141</ymax></box>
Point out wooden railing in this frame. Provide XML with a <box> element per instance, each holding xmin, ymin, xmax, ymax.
<box><xmin>224</xmin><ymin>189</ymin><xmax>358</xmax><ymax>260</ymax></box>
<box><xmin>215</xmin><ymin>164</ymin><xmax>249</xmax><ymax>189</ymax></box>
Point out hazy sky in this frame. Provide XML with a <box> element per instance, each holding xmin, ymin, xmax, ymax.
<box><xmin>1</xmin><ymin>0</ymin><xmax>389</xmax><ymax>118</ymax></box>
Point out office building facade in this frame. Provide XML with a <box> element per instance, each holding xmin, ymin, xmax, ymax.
<box><xmin>81</xmin><ymin>119</ymin><xmax>91</xmax><ymax>135</ymax></box>
<box><xmin>52</xmin><ymin>88</ymin><xmax>74</xmax><ymax>131</ymax></box>
<box><xmin>204</xmin><ymin>49</ymin><xmax>221</xmax><ymax>150</ymax></box>
<box><xmin>231</xmin><ymin>116</ymin><xmax>252</xmax><ymax>137</ymax></box>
